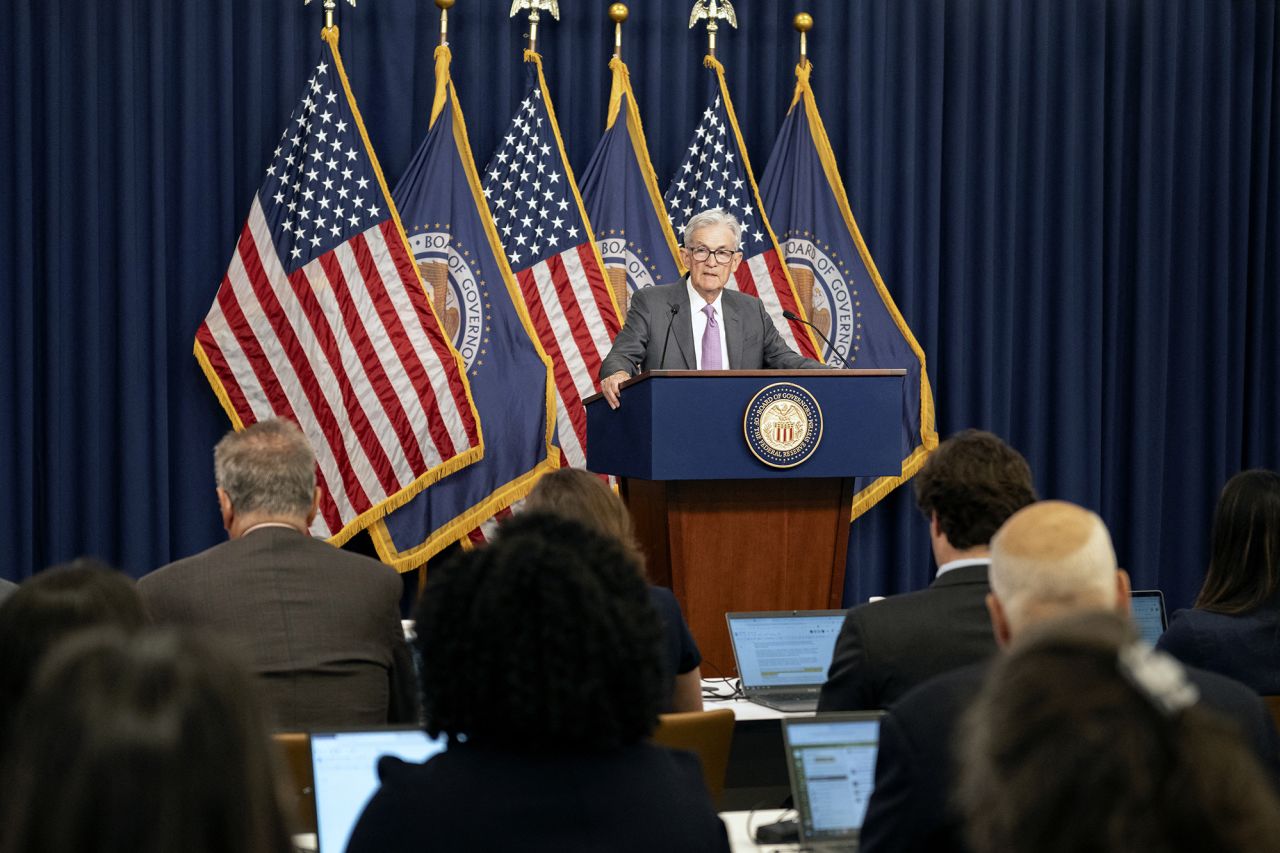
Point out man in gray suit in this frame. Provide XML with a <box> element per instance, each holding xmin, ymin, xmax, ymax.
<box><xmin>598</xmin><ymin>208</ymin><xmax>823</xmax><ymax>408</ymax></box>
<box><xmin>139</xmin><ymin>419</ymin><xmax>413</xmax><ymax>731</ymax></box>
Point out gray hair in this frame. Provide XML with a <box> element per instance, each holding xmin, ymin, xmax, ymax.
<box><xmin>683</xmin><ymin>208</ymin><xmax>742</xmax><ymax>250</ymax></box>
<box><xmin>213</xmin><ymin>419</ymin><xmax>316</xmax><ymax>517</ymax></box>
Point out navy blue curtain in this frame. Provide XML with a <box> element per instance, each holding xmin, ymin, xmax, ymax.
<box><xmin>3</xmin><ymin>0</ymin><xmax>1278</xmax><ymax>613</ymax></box>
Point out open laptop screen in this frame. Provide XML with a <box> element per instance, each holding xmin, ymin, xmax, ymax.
<box><xmin>782</xmin><ymin>713</ymin><xmax>884</xmax><ymax>843</ymax></box>
<box><xmin>726</xmin><ymin>611</ymin><xmax>845</xmax><ymax>689</ymax></box>
<box><xmin>1130</xmin><ymin>590</ymin><xmax>1168</xmax><ymax>645</ymax></box>
<box><xmin>311</xmin><ymin>728</ymin><xmax>447</xmax><ymax>852</ymax></box>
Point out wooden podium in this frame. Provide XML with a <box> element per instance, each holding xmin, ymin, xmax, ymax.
<box><xmin>585</xmin><ymin>369</ymin><xmax>906</xmax><ymax>675</ymax></box>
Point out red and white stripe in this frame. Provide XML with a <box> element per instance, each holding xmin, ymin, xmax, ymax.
<box><xmin>514</xmin><ymin>243</ymin><xmax>620</xmax><ymax>469</ymax></box>
<box><xmin>734</xmin><ymin>247</ymin><xmax>820</xmax><ymax>359</ymax></box>
<box><xmin>196</xmin><ymin>196</ymin><xmax>479</xmax><ymax>539</ymax></box>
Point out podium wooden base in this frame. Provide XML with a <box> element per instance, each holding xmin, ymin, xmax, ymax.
<box><xmin>620</xmin><ymin>477</ymin><xmax>852</xmax><ymax>677</ymax></box>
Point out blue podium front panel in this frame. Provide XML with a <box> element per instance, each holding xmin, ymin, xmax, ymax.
<box><xmin>586</xmin><ymin>371</ymin><xmax>905</xmax><ymax>480</ymax></box>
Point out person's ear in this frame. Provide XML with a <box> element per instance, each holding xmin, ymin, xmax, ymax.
<box><xmin>305</xmin><ymin>487</ymin><xmax>321</xmax><ymax>528</ymax></box>
<box><xmin>987</xmin><ymin>592</ymin><xmax>1013</xmax><ymax>648</ymax></box>
<box><xmin>216</xmin><ymin>488</ymin><xmax>234</xmax><ymax>533</ymax></box>
<box><xmin>1115</xmin><ymin>569</ymin><xmax>1132</xmax><ymax>614</ymax></box>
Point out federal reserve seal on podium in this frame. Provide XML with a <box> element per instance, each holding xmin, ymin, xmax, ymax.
<box><xmin>743</xmin><ymin>382</ymin><xmax>824</xmax><ymax>469</ymax></box>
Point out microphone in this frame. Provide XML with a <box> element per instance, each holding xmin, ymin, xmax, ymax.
<box><xmin>659</xmin><ymin>303</ymin><xmax>681</xmax><ymax>369</ymax></box>
<box><xmin>783</xmin><ymin>309</ymin><xmax>852</xmax><ymax>367</ymax></box>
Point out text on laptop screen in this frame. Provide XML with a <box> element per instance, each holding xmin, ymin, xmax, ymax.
<box><xmin>1130</xmin><ymin>592</ymin><xmax>1167</xmax><ymax>645</ymax></box>
<box><xmin>729</xmin><ymin>615</ymin><xmax>845</xmax><ymax>688</ymax></box>
<box><xmin>787</xmin><ymin>718</ymin><xmax>881</xmax><ymax>840</ymax></box>
<box><xmin>311</xmin><ymin>730</ymin><xmax>447</xmax><ymax>852</ymax></box>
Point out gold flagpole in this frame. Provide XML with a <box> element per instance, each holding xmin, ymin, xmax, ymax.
<box><xmin>688</xmin><ymin>0</ymin><xmax>737</xmax><ymax>59</ymax></box>
<box><xmin>509</xmin><ymin>0</ymin><xmax>560</xmax><ymax>54</ymax></box>
<box><xmin>304</xmin><ymin>0</ymin><xmax>356</xmax><ymax>35</ymax></box>
<box><xmin>438</xmin><ymin>0</ymin><xmax>455</xmax><ymax>46</ymax></box>
<box><xmin>795</xmin><ymin>12</ymin><xmax>813</xmax><ymax>65</ymax></box>
<box><xmin>610</xmin><ymin>3</ymin><xmax>628</xmax><ymax>60</ymax></box>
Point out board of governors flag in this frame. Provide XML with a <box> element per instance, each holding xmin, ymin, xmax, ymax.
<box><xmin>579</xmin><ymin>56</ymin><xmax>684</xmax><ymax>316</ymax></box>
<box><xmin>194</xmin><ymin>29</ymin><xmax>481</xmax><ymax>545</ymax></box>
<box><xmin>663</xmin><ymin>57</ymin><xmax>820</xmax><ymax>361</ymax></box>
<box><xmin>480</xmin><ymin>52</ymin><xmax>622</xmax><ymax>471</ymax></box>
<box><xmin>760</xmin><ymin>59</ymin><xmax>938</xmax><ymax>519</ymax></box>
<box><xmin>368</xmin><ymin>45</ymin><xmax>559</xmax><ymax>572</ymax></box>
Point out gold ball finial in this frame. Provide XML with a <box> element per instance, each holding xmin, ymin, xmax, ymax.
<box><xmin>609</xmin><ymin>3</ymin><xmax>629</xmax><ymax>24</ymax></box>
<box><xmin>794</xmin><ymin>12</ymin><xmax>813</xmax><ymax>33</ymax></box>
<box><xmin>435</xmin><ymin>0</ymin><xmax>455</xmax><ymax>9</ymax></box>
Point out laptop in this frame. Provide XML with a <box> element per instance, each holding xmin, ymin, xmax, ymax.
<box><xmin>310</xmin><ymin>728</ymin><xmax>448</xmax><ymax>852</ymax></box>
<box><xmin>1131</xmin><ymin>589</ymin><xmax>1168</xmax><ymax>645</ymax></box>
<box><xmin>781</xmin><ymin>712</ymin><xmax>885</xmax><ymax>850</ymax></box>
<box><xmin>725</xmin><ymin>610</ymin><xmax>846</xmax><ymax>712</ymax></box>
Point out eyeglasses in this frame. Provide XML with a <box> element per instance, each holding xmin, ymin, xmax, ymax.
<box><xmin>686</xmin><ymin>245</ymin><xmax>740</xmax><ymax>265</ymax></box>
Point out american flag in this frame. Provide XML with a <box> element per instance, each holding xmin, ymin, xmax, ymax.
<box><xmin>663</xmin><ymin>59</ymin><xmax>821</xmax><ymax>360</ymax></box>
<box><xmin>194</xmin><ymin>35</ymin><xmax>481</xmax><ymax>544</ymax></box>
<box><xmin>480</xmin><ymin>54</ymin><xmax>621</xmax><ymax>470</ymax></box>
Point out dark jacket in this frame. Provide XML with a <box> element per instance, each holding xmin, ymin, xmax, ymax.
<box><xmin>818</xmin><ymin>563</ymin><xmax>998</xmax><ymax>711</ymax></box>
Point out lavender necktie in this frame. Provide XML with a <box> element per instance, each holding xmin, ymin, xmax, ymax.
<box><xmin>701</xmin><ymin>304</ymin><xmax>723</xmax><ymax>370</ymax></box>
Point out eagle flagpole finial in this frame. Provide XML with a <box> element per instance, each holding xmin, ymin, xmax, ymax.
<box><xmin>688</xmin><ymin>0</ymin><xmax>737</xmax><ymax>58</ymax></box>
<box><xmin>510</xmin><ymin>0</ymin><xmax>560</xmax><ymax>53</ymax></box>
<box><xmin>304</xmin><ymin>0</ymin><xmax>357</xmax><ymax>33</ymax></box>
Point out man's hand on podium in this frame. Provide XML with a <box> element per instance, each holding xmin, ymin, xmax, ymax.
<box><xmin>601</xmin><ymin>371</ymin><xmax>629</xmax><ymax>409</ymax></box>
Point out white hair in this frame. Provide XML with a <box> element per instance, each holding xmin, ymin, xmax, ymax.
<box><xmin>989</xmin><ymin>501</ymin><xmax>1119</xmax><ymax>633</ymax></box>
<box><xmin>682</xmin><ymin>208</ymin><xmax>742</xmax><ymax>250</ymax></box>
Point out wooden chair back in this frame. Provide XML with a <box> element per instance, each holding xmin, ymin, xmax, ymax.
<box><xmin>651</xmin><ymin>708</ymin><xmax>736</xmax><ymax>808</ymax></box>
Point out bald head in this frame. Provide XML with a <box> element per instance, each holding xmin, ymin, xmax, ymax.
<box><xmin>988</xmin><ymin>501</ymin><xmax>1126</xmax><ymax>639</ymax></box>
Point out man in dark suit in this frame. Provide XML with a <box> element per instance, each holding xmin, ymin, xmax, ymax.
<box><xmin>598</xmin><ymin>207</ymin><xmax>823</xmax><ymax>408</ymax></box>
<box><xmin>139</xmin><ymin>419</ymin><xmax>413</xmax><ymax>731</ymax></box>
<box><xmin>817</xmin><ymin>430</ymin><xmax>1037</xmax><ymax>711</ymax></box>
<box><xmin>860</xmin><ymin>501</ymin><xmax>1280</xmax><ymax>853</ymax></box>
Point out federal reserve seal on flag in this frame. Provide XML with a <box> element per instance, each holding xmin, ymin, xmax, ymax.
<box><xmin>782</xmin><ymin>234</ymin><xmax>860</xmax><ymax>366</ymax></box>
<box><xmin>744</xmin><ymin>382</ymin><xmax>824</xmax><ymax>469</ymax></box>
<box><xmin>407</xmin><ymin>229</ymin><xmax>486</xmax><ymax>374</ymax></box>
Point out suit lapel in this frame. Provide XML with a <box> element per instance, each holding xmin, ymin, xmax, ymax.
<box><xmin>669</xmin><ymin>285</ymin><xmax>695</xmax><ymax>369</ymax></box>
<box><xmin>722</xmin><ymin>292</ymin><xmax>744</xmax><ymax>370</ymax></box>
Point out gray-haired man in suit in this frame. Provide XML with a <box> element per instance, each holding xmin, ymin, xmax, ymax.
<box><xmin>598</xmin><ymin>208</ymin><xmax>823</xmax><ymax>408</ymax></box>
<box><xmin>139</xmin><ymin>418</ymin><xmax>414</xmax><ymax>730</ymax></box>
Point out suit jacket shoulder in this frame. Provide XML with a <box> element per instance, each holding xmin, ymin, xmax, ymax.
<box><xmin>1157</xmin><ymin>604</ymin><xmax>1280</xmax><ymax>695</ymax></box>
<box><xmin>818</xmin><ymin>565</ymin><xmax>997</xmax><ymax>711</ymax></box>
<box><xmin>139</xmin><ymin>529</ymin><xmax>408</xmax><ymax>729</ymax></box>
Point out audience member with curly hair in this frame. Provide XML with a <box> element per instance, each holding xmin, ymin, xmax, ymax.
<box><xmin>0</xmin><ymin>628</ymin><xmax>294</xmax><ymax>853</ymax></box>
<box><xmin>958</xmin><ymin>610</ymin><xmax>1280</xmax><ymax>853</ymax></box>
<box><xmin>345</xmin><ymin>512</ymin><xmax>730</xmax><ymax>853</ymax></box>
<box><xmin>525</xmin><ymin>468</ymin><xmax>703</xmax><ymax>712</ymax></box>
<box><xmin>1157</xmin><ymin>469</ymin><xmax>1280</xmax><ymax>693</ymax></box>
<box><xmin>0</xmin><ymin>558</ymin><xmax>147</xmax><ymax>751</ymax></box>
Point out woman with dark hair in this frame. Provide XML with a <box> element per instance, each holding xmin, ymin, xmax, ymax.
<box><xmin>957</xmin><ymin>611</ymin><xmax>1280</xmax><ymax>853</ymax></box>
<box><xmin>525</xmin><ymin>468</ymin><xmax>703</xmax><ymax>712</ymax></box>
<box><xmin>1156</xmin><ymin>469</ymin><xmax>1280</xmax><ymax>693</ymax></box>
<box><xmin>346</xmin><ymin>512</ymin><xmax>730</xmax><ymax>853</ymax></box>
<box><xmin>0</xmin><ymin>628</ymin><xmax>294</xmax><ymax>853</ymax></box>
<box><xmin>0</xmin><ymin>558</ymin><xmax>148</xmax><ymax>749</ymax></box>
